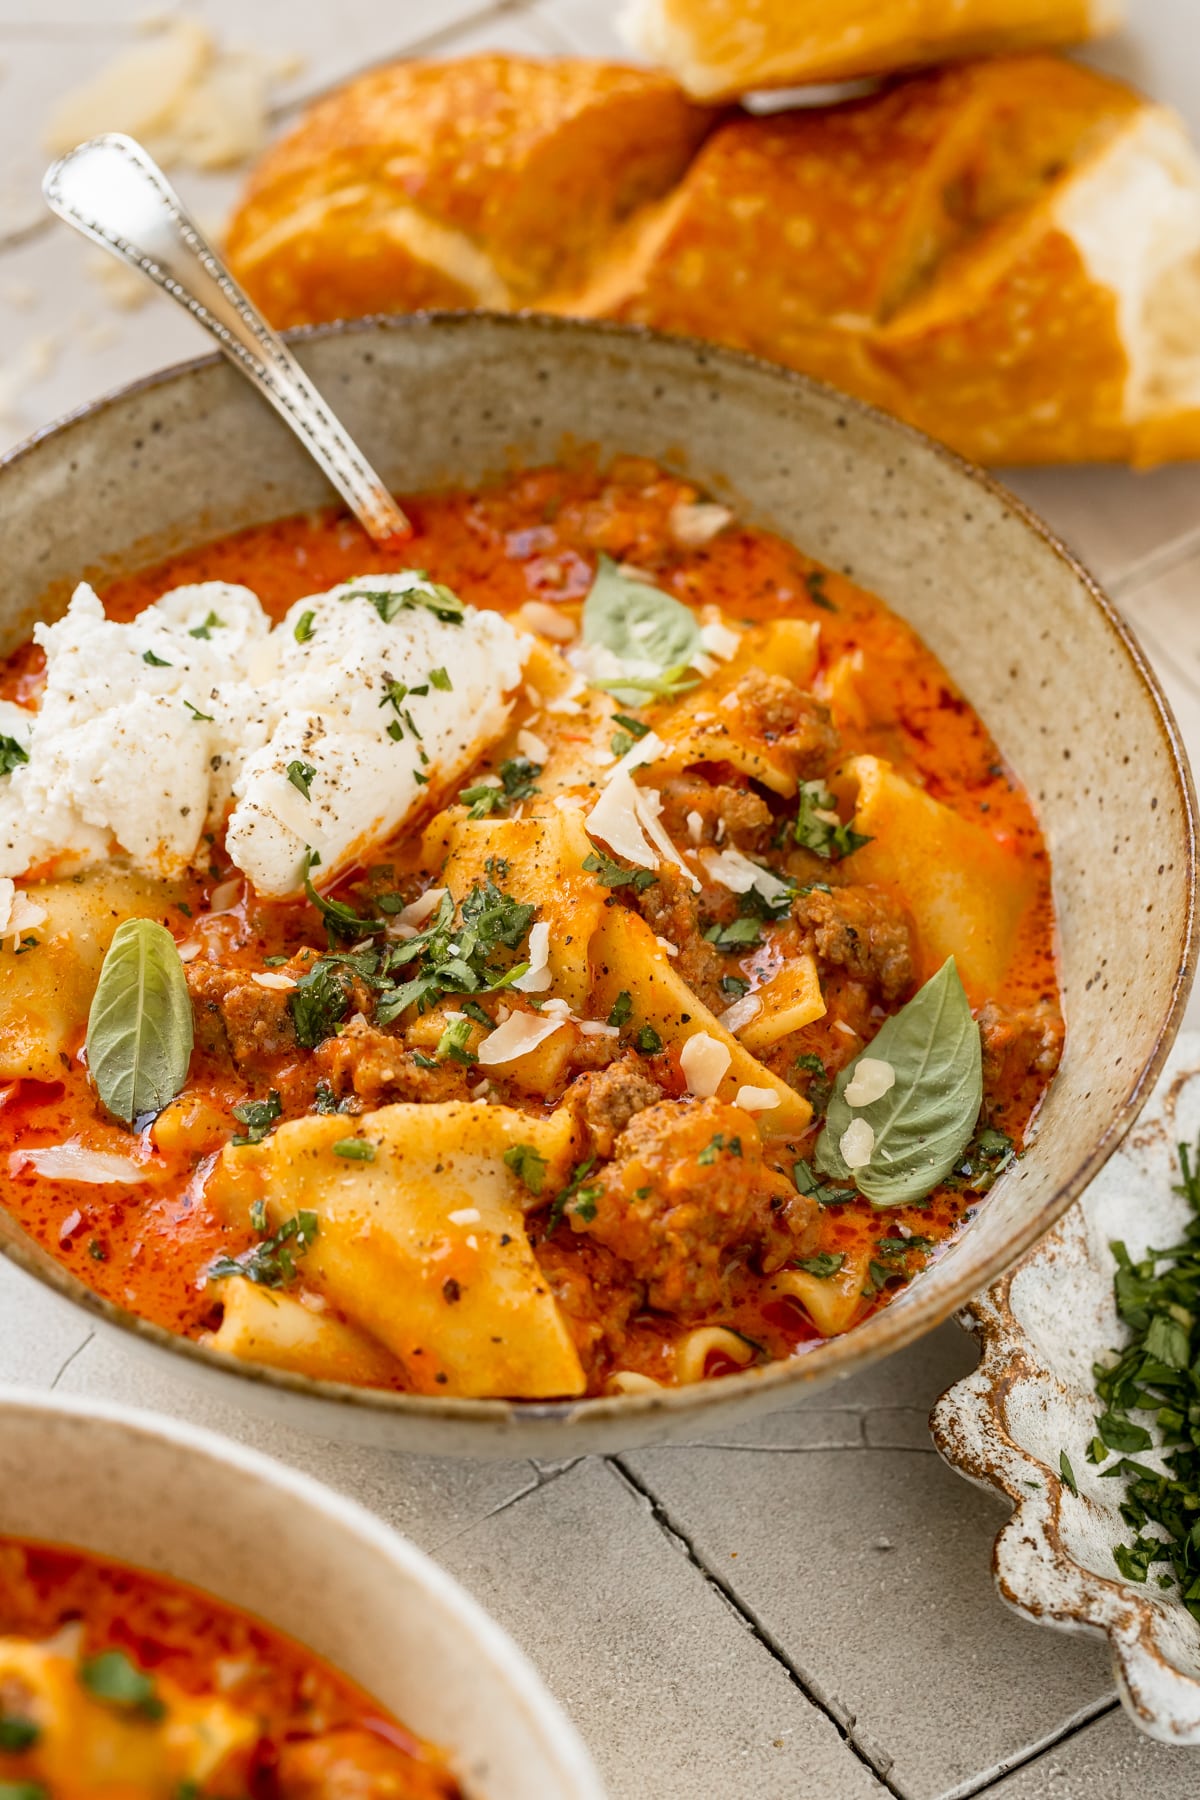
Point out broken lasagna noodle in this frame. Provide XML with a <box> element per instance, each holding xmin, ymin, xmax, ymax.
<box><xmin>0</xmin><ymin>460</ymin><xmax>1062</xmax><ymax>1400</ymax></box>
<box><xmin>0</xmin><ymin>1534</ymin><xmax>462</xmax><ymax>1797</ymax></box>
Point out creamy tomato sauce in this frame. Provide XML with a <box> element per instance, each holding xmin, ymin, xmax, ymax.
<box><xmin>0</xmin><ymin>459</ymin><xmax>1062</xmax><ymax>1394</ymax></box>
<box><xmin>0</xmin><ymin>1534</ymin><xmax>461</xmax><ymax>1796</ymax></box>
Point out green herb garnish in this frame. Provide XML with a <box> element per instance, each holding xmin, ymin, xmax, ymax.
<box><xmin>286</xmin><ymin>759</ymin><xmax>316</xmax><ymax>799</ymax></box>
<box><xmin>459</xmin><ymin>756</ymin><xmax>542</xmax><ymax>819</ymax></box>
<box><xmin>504</xmin><ymin>1142</ymin><xmax>548</xmax><ymax>1195</ymax></box>
<box><xmin>0</xmin><ymin>735</ymin><xmax>28</xmax><ymax>778</ymax></box>
<box><xmin>792</xmin><ymin>779</ymin><xmax>870</xmax><ymax>861</ymax></box>
<box><xmin>231</xmin><ymin>1090</ymin><xmax>282</xmax><ymax>1146</ymax></box>
<box><xmin>142</xmin><ymin>648</ymin><xmax>172</xmax><ymax>667</ymax></box>
<box><xmin>583</xmin><ymin>846</ymin><xmax>656</xmax><ymax>893</ymax></box>
<box><xmin>208</xmin><ymin>1211</ymin><xmax>318</xmax><ymax>1288</ymax></box>
<box><xmin>333</xmin><ymin>1137</ymin><xmax>375</xmax><ymax>1161</ymax></box>
<box><xmin>546</xmin><ymin>1157</ymin><xmax>602</xmax><ymax>1234</ymax></box>
<box><xmin>793</xmin><ymin>1252</ymin><xmax>846</xmax><ymax>1278</ymax></box>
<box><xmin>79</xmin><ymin>1649</ymin><xmax>165</xmax><ymax>1720</ymax></box>
<box><xmin>294</xmin><ymin>609</ymin><xmax>316</xmax><ymax>643</ymax></box>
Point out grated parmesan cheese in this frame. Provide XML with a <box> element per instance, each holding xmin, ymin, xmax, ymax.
<box><xmin>476</xmin><ymin>1010</ymin><xmax>567</xmax><ymax>1066</ymax></box>
<box><xmin>679</xmin><ymin>1032</ymin><xmax>731</xmax><ymax>1098</ymax></box>
<box><xmin>844</xmin><ymin>1056</ymin><xmax>896</xmax><ymax>1107</ymax></box>
<box><xmin>839</xmin><ymin>1118</ymin><xmax>876</xmax><ymax>1169</ymax></box>
<box><xmin>735</xmin><ymin>1085</ymin><xmax>780</xmax><ymax>1113</ymax></box>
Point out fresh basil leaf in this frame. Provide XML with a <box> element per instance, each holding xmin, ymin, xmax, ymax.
<box><xmin>582</xmin><ymin>556</ymin><xmax>700</xmax><ymax>698</ymax></box>
<box><xmin>86</xmin><ymin>919</ymin><xmax>193</xmax><ymax>1125</ymax></box>
<box><xmin>814</xmin><ymin>958</ymin><xmax>982</xmax><ymax>1207</ymax></box>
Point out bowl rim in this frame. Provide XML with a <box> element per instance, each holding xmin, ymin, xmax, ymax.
<box><xmin>0</xmin><ymin>307</ymin><xmax>1195</xmax><ymax>1431</ymax></box>
<box><xmin>0</xmin><ymin>1381</ymin><xmax>606</xmax><ymax>1792</ymax></box>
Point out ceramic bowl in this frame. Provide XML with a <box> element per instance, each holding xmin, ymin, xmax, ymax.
<box><xmin>0</xmin><ymin>313</ymin><xmax>1193</xmax><ymax>1455</ymax></box>
<box><xmin>0</xmin><ymin>1385</ymin><xmax>604</xmax><ymax>1795</ymax></box>
<box><xmin>932</xmin><ymin>1032</ymin><xmax>1200</xmax><ymax>1745</ymax></box>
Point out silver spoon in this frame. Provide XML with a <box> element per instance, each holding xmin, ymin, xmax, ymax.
<box><xmin>43</xmin><ymin>132</ymin><xmax>412</xmax><ymax>547</ymax></box>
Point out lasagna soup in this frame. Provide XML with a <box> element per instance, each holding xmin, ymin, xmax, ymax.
<box><xmin>0</xmin><ymin>1534</ymin><xmax>461</xmax><ymax>1796</ymax></box>
<box><xmin>0</xmin><ymin>460</ymin><xmax>1062</xmax><ymax>1400</ymax></box>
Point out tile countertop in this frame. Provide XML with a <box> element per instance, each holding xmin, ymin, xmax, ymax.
<box><xmin>1</xmin><ymin>4</ymin><xmax>1200</xmax><ymax>1797</ymax></box>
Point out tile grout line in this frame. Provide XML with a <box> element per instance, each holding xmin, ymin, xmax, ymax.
<box><xmin>609</xmin><ymin>1453</ymin><xmax>907</xmax><ymax>1797</ymax></box>
<box><xmin>928</xmin><ymin>1695</ymin><xmax>1122</xmax><ymax>1800</ymax></box>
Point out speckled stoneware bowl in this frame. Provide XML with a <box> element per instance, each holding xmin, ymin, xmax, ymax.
<box><xmin>932</xmin><ymin>1033</ymin><xmax>1200</xmax><ymax>1746</ymax></box>
<box><xmin>0</xmin><ymin>314</ymin><xmax>1194</xmax><ymax>1455</ymax></box>
<box><xmin>0</xmin><ymin>1386</ymin><xmax>604</xmax><ymax>1795</ymax></box>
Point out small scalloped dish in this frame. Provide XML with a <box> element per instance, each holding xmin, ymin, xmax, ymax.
<box><xmin>933</xmin><ymin>1032</ymin><xmax>1200</xmax><ymax>1744</ymax></box>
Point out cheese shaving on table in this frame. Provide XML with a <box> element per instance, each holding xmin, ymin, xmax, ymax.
<box><xmin>0</xmin><ymin>575</ymin><xmax>526</xmax><ymax>899</ymax></box>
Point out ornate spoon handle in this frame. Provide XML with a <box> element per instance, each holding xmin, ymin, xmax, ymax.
<box><xmin>43</xmin><ymin>133</ymin><xmax>412</xmax><ymax>546</ymax></box>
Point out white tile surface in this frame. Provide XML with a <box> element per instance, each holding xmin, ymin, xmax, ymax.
<box><xmin>2</xmin><ymin>6</ymin><xmax>1200</xmax><ymax>1797</ymax></box>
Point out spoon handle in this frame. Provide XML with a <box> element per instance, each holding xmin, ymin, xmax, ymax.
<box><xmin>43</xmin><ymin>133</ymin><xmax>411</xmax><ymax>546</ymax></box>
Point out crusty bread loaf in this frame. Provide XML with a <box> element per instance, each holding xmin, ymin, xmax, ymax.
<box><xmin>225</xmin><ymin>52</ymin><xmax>1200</xmax><ymax>467</ymax></box>
<box><xmin>620</xmin><ymin>0</ymin><xmax>1123</xmax><ymax>98</ymax></box>
<box><xmin>226</xmin><ymin>55</ymin><xmax>718</xmax><ymax>327</ymax></box>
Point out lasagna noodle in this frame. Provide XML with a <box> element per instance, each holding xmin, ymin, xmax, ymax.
<box><xmin>0</xmin><ymin>868</ymin><xmax>183</xmax><ymax>1082</ymax></box>
<box><xmin>439</xmin><ymin>809</ymin><xmax>607</xmax><ymax>1012</ymax></box>
<box><xmin>204</xmin><ymin>1275</ymin><xmax>406</xmax><ymax>1388</ymax></box>
<box><xmin>208</xmin><ymin>1100</ymin><xmax>587</xmax><ymax>1398</ymax></box>
<box><xmin>652</xmin><ymin>619</ymin><xmax>820</xmax><ymax>795</ymax></box>
<box><xmin>833</xmin><ymin>754</ymin><xmax>1034</xmax><ymax>1001</ymax></box>
<box><xmin>0</xmin><ymin>1637</ymin><xmax>256</xmax><ymax>1789</ymax></box>
<box><xmin>590</xmin><ymin>908</ymin><xmax>813</xmax><ymax>1135</ymax></box>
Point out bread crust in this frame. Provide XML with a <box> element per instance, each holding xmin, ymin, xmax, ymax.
<box><xmin>226</xmin><ymin>55</ymin><xmax>718</xmax><ymax>327</ymax></box>
<box><xmin>621</xmin><ymin>0</ymin><xmax>1122</xmax><ymax>99</ymax></box>
<box><xmin>225</xmin><ymin>51</ymin><xmax>1200</xmax><ymax>466</ymax></box>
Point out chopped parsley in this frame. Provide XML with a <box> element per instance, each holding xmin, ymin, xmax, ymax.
<box><xmin>188</xmin><ymin>609</ymin><xmax>224</xmax><ymax>639</ymax></box>
<box><xmin>347</xmin><ymin>579</ymin><xmax>465</xmax><ymax>626</ymax></box>
<box><xmin>610</xmin><ymin>712</ymin><xmax>652</xmax><ymax>757</ymax></box>
<box><xmin>698</xmin><ymin>1132</ymin><xmax>742</xmax><ymax>1166</ymax></box>
<box><xmin>290</xmin><ymin>956</ymin><xmax>358</xmax><ymax>1048</ymax></box>
<box><xmin>583</xmin><ymin>846</ymin><xmax>656</xmax><ymax>893</ymax></box>
<box><xmin>635</xmin><ymin>1024</ymin><xmax>663</xmax><ymax>1055</ymax></box>
<box><xmin>182</xmin><ymin>700</ymin><xmax>214</xmax><ymax>723</ymax></box>
<box><xmin>546</xmin><ymin>1157</ymin><xmax>602</xmax><ymax>1234</ymax></box>
<box><xmin>303</xmin><ymin>861</ymin><xmax>378</xmax><ymax>943</ymax></box>
<box><xmin>792</xmin><ymin>1252</ymin><xmax>846</xmax><ymax>1279</ymax></box>
<box><xmin>795</xmin><ymin>1051</ymin><xmax>832</xmax><ymax>1114</ymax></box>
<box><xmin>230</xmin><ymin>1089</ymin><xmax>282</xmax><ymax>1146</ymax></box>
<box><xmin>374</xmin><ymin>879</ymin><xmax>535</xmax><ymax>1022</ymax></box>
<box><xmin>333</xmin><ymin>1137</ymin><xmax>375</xmax><ymax>1161</ymax></box>
<box><xmin>607</xmin><ymin>990</ymin><xmax>633</xmax><ymax>1029</ymax></box>
<box><xmin>79</xmin><ymin>1649</ymin><xmax>165</xmax><ymax>1720</ymax></box>
<box><xmin>704</xmin><ymin>914</ymin><xmax>762</xmax><ymax>952</ymax></box>
<box><xmin>720</xmin><ymin>974</ymin><xmax>750</xmax><ymax>1000</ymax></box>
<box><xmin>429</xmin><ymin>666</ymin><xmax>452</xmax><ymax>690</ymax></box>
<box><xmin>947</xmin><ymin>1125</ymin><xmax>1015</xmax><ymax>1192</ymax></box>
<box><xmin>504</xmin><ymin>1142</ymin><xmax>548</xmax><ymax>1195</ymax></box>
<box><xmin>792</xmin><ymin>780</ymin><xmax>870</xmax><ymax>860</ymax></box>
<box><xmin>459</xmin><ymin>756</ymin><xmax>542</xmax><ymax>819</ymax></box>
<box><xmin>141</xmin><ymin>648</ymin><xmax>172</xmax><ymax>667</ymax></box>
<box><xmin>293</xmin><ymin>609</ymin><xmax>316</xmax><ymax>643</ymax></box>
<box><xmin>0</xmin><ymin>1713</ymin><xmax>39</xmax><ymax>1751</ymax></box>
<box><xmin>286</xmin><ymin>759</ymin><xmax>316</xmax><ymax>799</ymax></box>
<box><xmin>0</xmin><ymin>735</ymin><xmax>28</xmax><ymax>778</ymax></box>
<box><xmin>208</xmin><ymin>1211</ymin><xmax>318</xmax><ymax>1289</ymax></box>
<box><xmin>803</xmin><ymin>569</ymin><xmax>837</xmax><ymax>613</ymax></box>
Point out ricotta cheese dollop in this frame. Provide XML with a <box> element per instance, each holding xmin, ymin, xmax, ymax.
<box><xmin>0</xmin><ymin>573</ymin><xmax>526</xmax><ymax>898</ymax></box>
